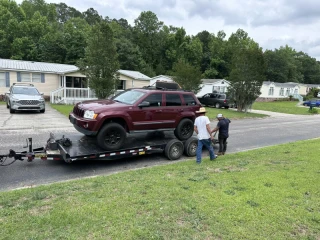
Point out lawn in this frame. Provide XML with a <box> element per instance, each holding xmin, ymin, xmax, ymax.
<box><xmin>253</xmin><ymin>100</ymin><xmax>316</xmax><ymax>115</ymax></box>
<box><xmin>51</xmin><ymin>104</ymin><xmax>74</xmax><ymax>117</ymax></box>
<box><xmin>51</xmin><ymin>103</ymin><xmax>267</xmax><ymax>119</ymax></box>
<box><xmin>1</xmin><ymin>139</ymin><xmax>319</xmax><ymax>239</ymax></box>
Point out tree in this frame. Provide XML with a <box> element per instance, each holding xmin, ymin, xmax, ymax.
<box><xmin>171</xmin><ymin>59</ymin><xmax>202</xmax><ymax>93</ymax></box>
<box><xmin>78</xmin><ymin>22</ymin><xmax>119</xmax><ymax>99</ymax></box>
<box><xmin>228</xmin><ymin>47</ymin><xmax>266</xmax><ymax>112</ymax></box>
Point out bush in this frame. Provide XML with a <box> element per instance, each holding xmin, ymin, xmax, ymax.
<box><xmin>308</xmin><ymin>108</ymin><xmax>318</xmax><ymax>114</ymax></box>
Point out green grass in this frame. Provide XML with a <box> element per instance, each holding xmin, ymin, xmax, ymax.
<box><xmin>0</xmin><ymin>101</ymin><xmax>5</xmax><ymax>105</ymax></box>
<box><xmin>205</xmin><ymin>107</ymin><xmax>266</xmax><ymax>120</ymax></box>
<box><xmin>1</xmin><ymin>139</ymin><xmax>320</xmax><ymax>239</ymax></box>
<box><xmin>51</xmin><ymin>104</ymin><xmax>74</xmax><ymax>117</ymax></box>
<box><xmin>50</xmin><ymin>103</ymin><xmax>267</xmax><ymax>120</ymax></box>
<box><xmin>253</xmin><ymin>101</ymin><xmax>316</xmax><ymax>115</ymax></box>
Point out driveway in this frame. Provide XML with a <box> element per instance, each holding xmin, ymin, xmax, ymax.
<box><xmin>1</xmin><ymin>103</ymin><xmax>320</xmax><ymax>191</ymax></box>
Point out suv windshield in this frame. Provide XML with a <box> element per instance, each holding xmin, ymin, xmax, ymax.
<box><xmin>113</xmin><ymin>90</ymin><xmax>146</xmax><ymax>104</ymax></box>
<box><xmin>13</xmin><ymin>87</ymin><xmax>40</xmax><ymax>95</ymax></box>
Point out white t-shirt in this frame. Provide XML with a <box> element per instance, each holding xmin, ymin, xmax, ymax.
<box><xmin>194</xmin><ymin>115</ymin><xmax>211</xmax><ymax>140</ymax></box>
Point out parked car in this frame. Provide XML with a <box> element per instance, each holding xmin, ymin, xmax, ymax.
<box><xmin>197</xmin><ymin>93</ymin><xmax>231</xmax><ymax>109</ymax></box>
<box><xmin>69</xmin><ymin>86</ymin><xmax>202</xmax><ymax>151</ymax></box>
<box><xmin>302</xmin><ymin>99</ymin><xmax>320</xmax><ymax>107</ymax></box>
<box><xmin>6</xmin><ymin>83</ymin><xmax>45</xmax><ymax>113</ymax></box>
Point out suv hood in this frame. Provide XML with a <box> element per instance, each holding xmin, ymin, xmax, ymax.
<box><xmin>12</xmin><ymin>94</ymin><xmax>43</xmax><ymax>100</ymax></box>
<box><xmin>77</xmin><ymin>99</ymin><xmax>130</xmax><ymax>113</ymax></box>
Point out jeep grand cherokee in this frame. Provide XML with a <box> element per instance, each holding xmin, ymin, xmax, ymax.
<box><xmin>69</xmin><ymin>87</ymin><xmax>202</xmax><ymax>151</ymax></box>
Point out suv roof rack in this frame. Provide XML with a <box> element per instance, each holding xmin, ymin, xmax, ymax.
<box><xmin>13</xmin><ymin>83</ymin><xmax>34</xmax><ymax>87</ymax></box>
<box><xmin>142</xmin><ymin>81</ymin><xmax>192</xmax><ymax>92</ymax></box>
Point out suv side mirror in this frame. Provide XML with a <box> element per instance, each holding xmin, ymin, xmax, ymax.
<box><xmin>138</xmin><ymin>101</ymin><xmax>150</xmax><ymax>108</ymax></box>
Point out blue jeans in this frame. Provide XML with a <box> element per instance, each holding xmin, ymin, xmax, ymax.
<box><xmin>196</xmin><ymin>139</ymin><xmax>216</xmax><ymax>163</ymax></box>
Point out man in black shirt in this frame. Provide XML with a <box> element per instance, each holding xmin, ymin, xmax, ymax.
<box><xmin>211</xmin><ymin>113</ymin><xmax>231</xmax><ymax>155</ymax></box>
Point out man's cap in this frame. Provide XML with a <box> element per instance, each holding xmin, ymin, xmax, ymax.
<box><xmin>217</xmin><ymin>113</ymin><xmax>223</xmax><ymax>118</ymax></box>
<box><xmin>196</xmin><ymin>107</ymin><xmax>207</xmax><ymax>113</ymax></box>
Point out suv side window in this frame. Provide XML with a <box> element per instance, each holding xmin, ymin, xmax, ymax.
<box><xmin>183</xmin><ymin>94</ymin><xmax>196</xmax><ymax>106</ymax></box>
<box><xmin>143</xmin><ymin>93</ymin><xmax>162</xmax><ymax>107</ymax></box>
<box><xmin>166</xmin><ymin>94</ymin><xmax>182</xmax><ymax>106</ymax></box>
<box><xmin>218</xmin><ymin>94</ymin><xmax>226</xmax><ymax>99</ymax></box>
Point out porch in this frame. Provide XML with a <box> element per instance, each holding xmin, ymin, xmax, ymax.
<box><xmin>50</xmin><ymin>76</ymin><xmax>126</xmax><ymax>104</ymax></box>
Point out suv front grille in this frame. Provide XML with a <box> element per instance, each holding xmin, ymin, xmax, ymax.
<box><xmin>17</xmin><ymin>100</ymin><xmax>40</xmax><ymax>105</ymax></box>
<box><xmin>73</xmin><ymin>105</ymin><xmax>85</xmax><ymax>117</ymax></box>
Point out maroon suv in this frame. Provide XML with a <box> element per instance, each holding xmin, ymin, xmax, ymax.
<box><xmin>69</xmin><ymin>88</ymin><xmax>202</xmax><ymax>150</ymax></box>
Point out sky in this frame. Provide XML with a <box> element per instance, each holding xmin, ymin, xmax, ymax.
<box><xmin>16</xmin><ymin>0</ymin><xmax>320</xmax><ymax>60</ymax></box>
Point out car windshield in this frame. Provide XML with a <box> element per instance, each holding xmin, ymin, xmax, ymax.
<box><xmin>12</xmin><ymin>87</ymin><xmax>40</xmax><ymax>95</ymax></box>
<box><xmin>113</xmin><ymin>90</ymin><xmax>146</xmax><ymax>104</ymax></box>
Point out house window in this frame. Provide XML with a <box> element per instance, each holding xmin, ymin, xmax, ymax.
<box><xmin>286</xmin><ymin>88</ymin><xmax>290</xmax><ymax>96</ymax></box>
<box><xmin>0</xmin><ymin>72</ymin><xmax>5</xmax><ymax>87</ymax></box>
<box><xmin>294</xmin><ymin>89</ymin><xmax>298</xmax><ymax>94</ymax></box>
<box><xmin>214</xmin><ymin>86</ymin><xmax>220</xmax><ymax>92</ymax></box>
<box><xmin>21</xmin><ymin>72</ymin><xmax>31</xmax><ymax>82</ymax></box>
<box><xmin>220</xmin><ymin>87</ymin><xmax>226</xmax><ymax>93</ymax></box>
<box><xmin>66</xmin><ymin>77</ymin><xmax>72</xmax><ymax>87</ymax></box>
<box><xmin>268</xmin><ymin>87</ymin><xmax>274</xmax><ymax>96</ymax></box>
<box><xmin>279</xmin><ymin>88</ymin><xmax>284</xmax><ymax>96</ymax></box>
<box><xmin>74</xmin><ymin>77</ymin><xmax>81</xmax><ymax>88</ymax></box>
<box><xmin>117</xmin><ymin>80</ymin><xmax>125</xmax><ymax>90</ymax></box>
<box><xmin>32</xmin><ymin>73</ymin><xmax>41</xmax><ymax>83</ymax></box>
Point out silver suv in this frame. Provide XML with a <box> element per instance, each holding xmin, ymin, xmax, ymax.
<box><xmin>6</xmin><ymin>83</ymin><xmax>45</xmax><ymax>113</ymax></box>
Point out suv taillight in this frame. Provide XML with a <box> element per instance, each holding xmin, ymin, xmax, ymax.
<box><xmin>224</xmin><ymin>99</ymin><xmax>226</xmax><ymax>103</ymax></box>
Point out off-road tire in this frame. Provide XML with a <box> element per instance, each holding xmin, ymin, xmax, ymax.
<box><xmin>183</xmin><ymin>137</ymin><xmax>198</xmax><ymax>157</ymax></box>
<box><xmin>164</xmin><ymin>139</ymin><xmax>184</xmax><ymax>160</ymax></box>
<box><xmin>97</xmin><ymin>123</ymin><xmax>126</xmax><ymax>151</ymax></box>
<box><xmin>174</xmin><ymin>118</ymin><xmax>194</xmax><ymax>141</ymax></box>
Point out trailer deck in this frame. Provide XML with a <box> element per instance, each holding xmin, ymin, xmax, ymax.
<box><xmin>0</xmin><ymin>132</ymin><xmax>198</xmax><ymax>166</ymax></box>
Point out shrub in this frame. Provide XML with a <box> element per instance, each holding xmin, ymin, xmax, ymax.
<box><xmin>308</xmin><ymin>108</ymin><xmax>318</xmax><ymax>114</ymax></box>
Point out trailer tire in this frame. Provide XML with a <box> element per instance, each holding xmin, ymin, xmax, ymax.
<box><xmin>164</xmin><ymin>139</ymin><xmax>184</xmax><ymax>160</ymax></box>
<box><xmin>97</xmin><ymin>123</ymin><xmax>126</xmax><ymax>151</ymax></box>
<box><xmin>174</xmin><ymin>118</ymin><xmax>194</xmax><ymax>141</ymax></box>
<box><xmin>184</xmin><ymin>137</ymin><xmax>198</xmax><ymax>157</ymax></box>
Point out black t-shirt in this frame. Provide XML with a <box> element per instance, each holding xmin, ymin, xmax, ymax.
<box><xmin>217</xmin><ymin>118</ymin><xmax>231</xmax><ymax>138</ymax></box>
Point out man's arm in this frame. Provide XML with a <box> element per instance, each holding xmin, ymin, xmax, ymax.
<box><xmin>211</xmin><ymin>126</ymin><xmax>219</xmax><ymax>134</ymax></box>
<box><xmin>194</xmin><ymin>125</ymin><xmax>198</xmax><ymax>135</ymax></box>
<box><xmin>206</xmin><ymin>124</ymin><xmax>212</xmax><ymax>135</ymax></box>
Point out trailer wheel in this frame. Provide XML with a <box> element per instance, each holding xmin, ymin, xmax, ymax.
<box><xmin>164</xmin><ymin>139</ymin><xmax>184</xmax><ymax>160</ymax></box>
<box><xmin>174</xmin><ymin>118</ymin><xmax>194</xmax><ymax>141</ymax></box>
<box><xmin>97</xmin><ymin>123</ymin><xmax>126</xmax><ymax>151</ymax></box>
<box><xmin>184</xmin><ymin>137</ymin><xmax>198</xmax><ymax>157</ymax></box>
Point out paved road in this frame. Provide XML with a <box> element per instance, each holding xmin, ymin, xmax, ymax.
<box><xmin>0</xmin><ymin>104</ymin><xmax>319</xmax><ymax>191</ymax></box>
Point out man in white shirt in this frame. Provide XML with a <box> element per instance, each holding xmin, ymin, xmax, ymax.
<box><xmin>194</xmin><ymin>107</ymin><xmax>217</xmax><ymax>164</ymax></box>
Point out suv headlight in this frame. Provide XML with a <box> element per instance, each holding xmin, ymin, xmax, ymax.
<box><xmin>84</xmin><ymin>110</ymin><xmax>98</xmax><ymax>119</ymax></box>
<box><xmin>11</xmin><ymin>98</ymin><xmax>19</xmax><ymax>103</ymax></box>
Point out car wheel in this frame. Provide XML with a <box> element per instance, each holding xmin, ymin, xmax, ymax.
<box><xmin>174</xmin><ymin>118</ymin><xmax>194</xmax><ymax>141</ymax></box>
<box><xmin>97</xmin><ymin>122</ymin><xmax>126</xmax><ymax>151</ymax></box>
<box><xmin>40</xmin><ymin>109</ymin><xmax>45</xmax><ymax>113</ymax></box>
<box><xmin>225</xmin><ymin>106</ymin><xmax>229</xmax><ymax>109</ymax></box>
<box><xmin>164</xmin><ymin>139</ymin><xmax>184</xmax><ymax>160</ymax></box>
<box><xmin>184</xmin><ymin>137</ymin><xmax>198</xmax><ymax>157</ymax></box>
<box><xmin>215</xmin><ymin>103</ymin><xmax>221</xmax><ymax>108</ymax></box>
<box><xmin>9</xmin><ymin>106</ymin><xmax>15</xmax><ymax>113</ymax></box>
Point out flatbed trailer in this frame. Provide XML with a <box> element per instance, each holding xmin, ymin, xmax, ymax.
<box><xmin>0</xmin><ymin>132</ymin><xmax>199</xmax><ymax>166</ymax></box>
